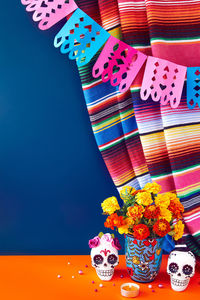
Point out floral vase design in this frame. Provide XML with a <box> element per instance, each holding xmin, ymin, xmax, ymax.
<box><xmin>125</xmin><ymin>234</ymin><xmax>164</xmax><ymax>283</ymax></box>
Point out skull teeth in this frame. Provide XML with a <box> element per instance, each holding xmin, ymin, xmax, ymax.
<box><xmin>97</xmin><ymin>269</ymin><xmax>114</xmax><ymax>277</ymax></box>
<box><xmin>171</xmin><ymin>278</ymin><xmax>189</xmax><ymax>286</ymax></box>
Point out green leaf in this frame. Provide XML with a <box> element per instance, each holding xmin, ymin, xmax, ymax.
<box><xmin>168</xmin><ymin>231</ymin><xmax>175</xmax><ymax>236</ymax></box>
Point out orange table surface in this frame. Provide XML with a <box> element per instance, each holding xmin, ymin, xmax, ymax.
<box><xmin>0</xmin><ymin>255</ymin><xmax>199</xmax><ymax>299</ymax></box>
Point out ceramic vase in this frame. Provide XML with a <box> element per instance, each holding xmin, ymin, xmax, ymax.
<box><xmin>125</xmin><ymin>234</ymin><xmax>164</xmax><ymax>283</ymax></box>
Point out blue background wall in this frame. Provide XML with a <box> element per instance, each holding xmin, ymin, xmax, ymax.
<box><xmin>0</xmin><ymin>1</ymin><xmax>121</xmax><ymax>254</ymax></box>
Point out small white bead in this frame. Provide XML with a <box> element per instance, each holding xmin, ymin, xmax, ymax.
<box><xmin>148</xmin><ymin>284</ymin><xmax>153</xmax><ymax>289</ymax></box>
<box><xmin>158</xmin><ymin>284</ymin><xmax>163</xmax><ymax>288</ymax></box>
<box><xmin>68</xmin><ymin>262</ymin><xmax>70</xmax><ymax>265</ymax></box>
<box><xmin>99</xmin><ymin>284</ymin><xmax>103</xmax><ymax>288</ymax></box>
<box><xmin>57</xmin><ymin>275</ymin><xmax>61</xmax><ymax>279</ymax></box>
<box><xmin>72</xmin><ymin>276</ymin><xmax>75</xmax><ymax>279</ymax></box>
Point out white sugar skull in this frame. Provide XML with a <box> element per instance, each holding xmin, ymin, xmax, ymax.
<box><xmin>167</xmin><ymin>247</ymin><xmax>196</xmax><ymax>292</ymax></box>
<box><xmin>89</xmin><ymin>233</ymin><xmax>121</xmax><ymax>281</ymax></box>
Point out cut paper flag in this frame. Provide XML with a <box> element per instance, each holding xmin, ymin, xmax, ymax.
<box><xmin>54</xmin><ymin>8</ymin><xmax>110</xmax><ymax>66</ymax></box>
<box><xmin>21</xmin><ymin>0</ymin><xmax>78</xmax><ymax>30</ymax></box>
<box><xmin>140</xmin><ymin>56</ymin><xmax>186</xmax><ymax>108</ymax></box>
<box><xmin>187</xmin><ymin>67</ymin><xmax>200</xmax><ymax>109</ymax></box>
<box><xmin>92</xmin><ymin>36</ymin><xmax>147</xmax><ymax>93</ymax></box>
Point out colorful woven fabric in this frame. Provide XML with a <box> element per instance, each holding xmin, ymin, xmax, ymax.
<box><xmin>126</xmin><ymin>0</ymin><xmax>200</xmax><ymax>256</ymax></box>
<box><xmin>76</xmin><ymin>0</ymin><xmax>151</xmax><ymax>190</ymax></box>
<box><xmin>75</xmin><ymin>0</ymin><xmax>200</xmax><ymax>256</ymax></box>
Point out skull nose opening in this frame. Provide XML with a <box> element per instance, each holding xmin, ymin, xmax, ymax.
<box><xmin>104</xmin><ymin>263</ymin><xmax>107</xmax><ymax>267</ymax></box>
<box><xmin>177</xmin><ymin>273</ymin><xmax>181</xmax><ymax>276</ymax></box>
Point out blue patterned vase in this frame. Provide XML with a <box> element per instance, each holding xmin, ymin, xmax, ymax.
<box><xmin>125</xmin><ymin>234</ymin><xmax>164</xmax><ymax>283</ymax></box>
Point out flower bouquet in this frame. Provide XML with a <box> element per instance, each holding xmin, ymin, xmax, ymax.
<box><xmin>101</xmin><ymin>182</ymin><xmax>185</xmax><ymax>282</ymax></box>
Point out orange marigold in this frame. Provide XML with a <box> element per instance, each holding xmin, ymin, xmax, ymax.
<box><xmin>168</xmin><ymin>196</ymin><xmax>184</xmax><ymax>220</ymax></box>
<box><xmin>153</xmin><ymin>219</ymin><xmax>171</xmax><ymax>237</ymax></box>
<box><xmin>133</xmin><ymin>224</ymin><xmax>150</xmax><ymax>240</ymax></box>
<box><xmin>104</xmin><ymin>216</ymin><xmax>114</xmax><ymax>230</ymax></box>
<box><xmin>127</xmin><ymin>205</ymin><xmax>145</xmax><ymax>221</ymax></box>
<box><xmin>104</xmin><ymin>213</ymin><xmax>124</xmax><ymax>230</ymax></box>
<box><xmin>143</xmin><ymin>205</ymin><xmax>160</xmax><ymax>219</ymax></box>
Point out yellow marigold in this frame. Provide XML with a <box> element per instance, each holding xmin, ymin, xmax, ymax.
<box><xmin>174</xmin><ymin>220</ymin><xmax>185</xmax><ymax>241</ymax></box>
<box><xmin>101</xmin><ymin>197</ymin><xmax>120</xmax><ymax>215</ymax></box>
<box><xmin>155</xmin><ymin>194</ymin><xmax>170</xmax><ymax>208</ymax></box>
<box><xmin>127</xmin><ymin>205</ymin><xmax>145</xmax><ymax>221</ymax></box>
<box><xmin>165</xmin><ymin>192</ymin><xmax>178</xmax><ymax>201</ymax></box>
<box><xmin>159</xmin><ymin>208</ymin><xmax>172</xmax><ymax>222</ymax></box>
<box><xmin>144</xmin><ymin>182</ymin><xmax>162</xmax><ymax>194</ymax></box>
<box><xmin>120</xmin><ymin>186</ymin><xmax>136</xmax><ymax>201</ymax></box>
<box><xmin>118</xmin><ymin>225</ymin><xmax>129</xmax><ymax>235</ymax></box>
<box><xmin>124</xmin><ymin>217</ymin><xmax>135</xmax><ymax>226</ymax></box>
<box><xmin>135</xmin><ymin>191</ymin><xmax>153</xmax><ymax>206</ymax></box>
<box><xmin>117</xmin><ymin>217</ymin><xmax>134</xmax><ymax>234</ymax></box>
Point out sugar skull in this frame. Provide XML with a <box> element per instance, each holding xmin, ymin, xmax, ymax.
<box><xmin>167</xmin><ymin>245</ymin><xmax>196</xmax><ymax>292</ymax></box>
<box><xmin>89</xmin><ymin>233</ymin><xmax>121</xmax><ymax>281</ymax></box>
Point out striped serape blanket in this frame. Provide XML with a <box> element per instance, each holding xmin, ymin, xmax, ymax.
<box><xmin>76</xmin><ymin>0</ymin><xmax>200</xmax><ymax>256</ymax></box>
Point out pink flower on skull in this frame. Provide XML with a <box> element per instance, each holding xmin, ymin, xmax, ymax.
<box><xmin>101</xmin><ymin>233</ymin><xmax>113</xmax><ymax>243</ymax></box>
<box><xmin>112</xmin><ymin>237</ymin><xmax>122</xmax><ymax>250</ymax></box>
<box><xmin>88</xmin><ymin>236</ymin><xmax>101</xmax><ymax>248</ymax></box>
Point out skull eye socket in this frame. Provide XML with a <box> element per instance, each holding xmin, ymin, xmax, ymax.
<box><xmin>93</xmin><ymin>255</ymin><xmax>103</xmax><ymax>265</ymax></box>
<box><xmin>183</xmin><ymin>264</ymin><xmax>193</xmax><ymax>276</ymax></box>
<box><xmin>107</xmin><ymin>254</ymin><xmax>117</xmax><ymax>265</ymax></box>
<box><xmin>169</xmin><ymin>262</ymin><xmax>179</xmax><ymax>273</ymax></box>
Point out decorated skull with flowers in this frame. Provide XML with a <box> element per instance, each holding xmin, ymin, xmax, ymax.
<box><xmin>89</xmin><ymin>232</ymin><xmax>121</xmax><ymax>281</ymax></box>
<box><xmin>101</xmin><ymin>182</ymin><xmax>185</xmax><ymax>241</ymax></box>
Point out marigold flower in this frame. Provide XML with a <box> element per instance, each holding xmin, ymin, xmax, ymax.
<box><xmin>118</xmin><ymin>225</ymin><xmax>129</xmax><ymax>235</ymax></box>
<box><xmin>101</xmin><ymin>196</ymin><xmax>120</xmax><ymax>215</ymax></box>
<box><xmin>117</xmin><ymin>217</ymin><xmax>134</xmax><ymax>235</ymax></box>
<box><xmin>124</xmin><ymin>217</ymin><xmax>135</xmax><ymax>226</ymax></box>
<box><xmin>165</xmin><ymin>192</ymin><xmax>177</xmax><ymax>201</ymax></box>
<box><xmin>132</xmin><ymin>224</ymin><xmax>150</xmax><ymax>240</ymax></box>
<box><xmin>155</xmin><ymin>194</ymin><xmax>170</xmax><ymax>208</ymax></box>
<box><xmin>143</xmin><ymin>205</ymin><xmax>160</xmax><ymax>219</ymax></box>
<box><xmin>112</xmin><ymin>214</ymin><xmax>124</xmax><ymax>228</ymax></box>
<box><xmin>104</xmin><ymin>217</ymin><xmax>114</xmax><ymax>230</ymax></box>
<box><xmin>120</xmin><ymin>186</ymin><xmax>136</xmax><ymax>201</ymax></box>
<box><xmin>159</xmin><ymin>207</ymin><xmax>172</xmax><ymax>222</ymax></box>
<box><xmin>153</xmin><ymin>219</ymin><xmax>171</xmax><ymax>237</ymax></box>
<box><xmin>144</xmin><ymin>182</ymin><xmax>162</xmax><ymax>194</ymax></box>
<box><xmin>168</xmin><ymin>195</ymin><xmax>184</xmax><ymax>220</ymax></box>
<box><xmin>104</xmin><ymin>213</ymin><xmax>124</xmax><ymax>230</ymax></box>
<box><xmin>127</xmin><ymin>205</ymin><xmax>145</xmax><ymax>221</ymax></box>
<box><xmin>174</xmin><ymin>220</ymin><xmax>185</xmax><ymax>241</ymax></box>
<box><xmin>135</xmin><ymin>191</ymin><xmax>153</xmax><ymax>206</ymax></box>
<box><xmin>131</xmin><ymin>189</ymin><xmax>145</xmax><ymax>196</ymax></box>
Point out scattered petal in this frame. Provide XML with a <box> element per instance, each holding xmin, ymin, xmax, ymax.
<box><xmin>152</xmin><ymin>289</ymin><xmax>155</xmax><ymax>293</ymax></box>
<box><xmin>113</xmin><ymin>283</ymin><xmax>116</xmax><ymax>286</ymax></box>
<box><xmin>158</xmin><ymin>284</ymin><xmax>163</xmax><ymax>288</ymax></box>
<box><xmin>72</xmin><ymin>276</ymin><xmax>75</xmax><ymax>279</ymax></box>
<box><xmin>148</xmin><ymin>285</ymin><xmax>153</xmax><ymax>289</ymax></box>
<box><xmin>120</xmin><ymin>275</ymin><xmax>124</xmax><ymax>278</ymax></box>
<box><xmin>92</xmin><ymin>281</ymin><xmax>95</xmax><ymax>284</ymax></box>
<box><xmin>78</xmin><ymin>270</ymin><xmax>83</xmax><ymax>275</ymax></box>
<box><xmin>68</xmin><ymin>262</ymin><xmax>70</xmax><ymax>265</ymax></box>
<box><xmin>57</xmin><ymin>275</ymin><xmax>61</xmax><ymax>279</ymax></box>
<box><xmin>99</xmin><ymin>284</ymin><xmax>103</xmax><ymax>288</ymax></box>
<box><xmin>85</xmin><ymin>265</ymin><xmax>88</xmax><ymax>268</ymax></box>
<box><xmin>95</xmin><ymin>289</ymin><xmax>98</xmax><ymax>292</ymax></box>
